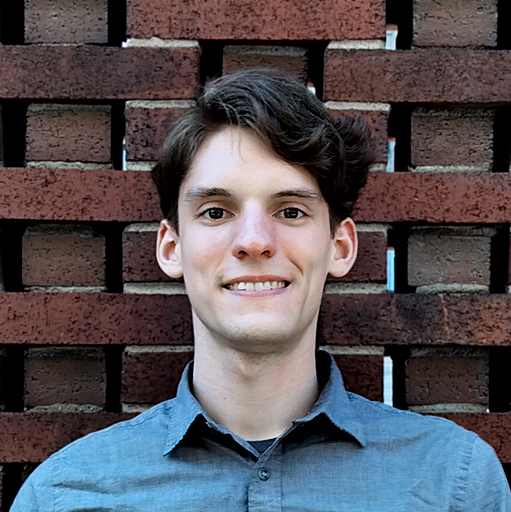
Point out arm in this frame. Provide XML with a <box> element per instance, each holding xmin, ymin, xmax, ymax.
<box><xmin>9</xmin><ymin>463</ymin><xmax>54</xmax><ymax>512</ymax></box>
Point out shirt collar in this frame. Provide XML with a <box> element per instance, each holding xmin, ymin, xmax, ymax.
<box><xmin>163</xmin><ymin>350</ymin><xmax>366</xmax><ymax>455</ymax></box>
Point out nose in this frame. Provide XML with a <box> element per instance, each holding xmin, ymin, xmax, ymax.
<box><xmin>231</xmin><ymin>205</ymin><xmax>276</xmax><ymax>260</ymax></box>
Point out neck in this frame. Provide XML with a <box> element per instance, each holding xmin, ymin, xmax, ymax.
<box><xmin>192</xmin><ymin>324</ymin><xmax>319</xmax><ymax>441</ymax></box>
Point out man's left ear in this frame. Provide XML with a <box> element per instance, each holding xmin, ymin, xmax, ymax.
<box><xmin>327</xmin><ymin>217</ymin><xmax>358</xmax><ymax>278</ymax></box>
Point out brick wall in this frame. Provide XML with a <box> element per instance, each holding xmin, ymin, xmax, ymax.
<box><xmin>0</xmin><ymin>0</ymin><xmax>510</xmax><ymax>507</ymax></box>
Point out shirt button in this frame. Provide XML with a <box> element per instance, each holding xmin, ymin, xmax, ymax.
<box><xmin>258</xmin><ymin>468</ymin><xmax>270</xmax><ymax>481</ymax></box>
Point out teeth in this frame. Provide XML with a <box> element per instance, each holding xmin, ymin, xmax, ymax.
<box><xmin>227</xmin><ymin>281</ymin><xmax>287</xmax><ymax>291</ymax></box>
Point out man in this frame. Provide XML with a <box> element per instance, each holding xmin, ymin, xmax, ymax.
<box><xmin>11</xmin><ymin>69</ymin><xmax>511</xmax><ymax>511</ymax></box>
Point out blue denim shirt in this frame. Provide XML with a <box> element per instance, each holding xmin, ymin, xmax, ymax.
<box><xmin>11</xmin><ymin>352</ymin><xmax>511</xmax><ymax>511</ymax></box>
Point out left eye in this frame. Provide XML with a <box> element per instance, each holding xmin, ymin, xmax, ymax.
<box><xmin>279</xmin><ymin>207</ymin><xmax>304</xmax><ymax>219</ymax></box>
<box><xmin>203</xmin><ymin>208</ymin><xmax>228</xmax><ymax>220</ymax></box>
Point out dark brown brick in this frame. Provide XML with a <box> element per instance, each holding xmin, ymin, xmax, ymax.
<box><xmin>0</xmin><ymin>46</ymin><xmax>199</xmax><ymax>100</ymax></box>
<box><xmin>413</xmin><ymin>0</ymin><xmax>497</xmax><ymax>48</ymax></box>
<box><xmin>437</xmin><ymin>413</ymin><xmax>511</xmax><ymax>462</ymax></box>
<box><xmin>25</xmin><ymin>348</ymin><xmax>106</xmax><ymax>408</ymax></box>
<box><xmin>411</xmin><ymin>108</ymin><xmax>494</xmax><ymax>169</ymax></box>
<box><xmin>407</xmin><ymin>227</ymin><xmax>494</xmax><ymax>288</ymax></box>
<box><xmin>223</xmin><ymin>46</ymin><xmax>308</xmax><ymax>83</ymax></box>
<box><xmin>26</xmin><ymin>104</ymin><xmax>111</xmax><ymax>163</ymax></box>
<box><xmin>0</xmin><ymin>412</ymin><xmax>135</xmax><ymax>462</ymax></box>
<box><xmin>128</xmin><ymin>0</ymin><xmax>385</xmax><ymax>40</ymax></box>
<box><xmin>329</xmin><ymin>110</ymin><xmax>388</xmax><ymax>164</ymax></box>
<box><xmin>405</xmin><ymin>348</ymin><xmax>489</xmax><ymax>406</ymax></box>
<box><xmin>122</xmin><ymin>349</ymin><xmax>193</xmax><ymax>404</ymax></box>
<box><xmin>123</xmin><ymin>225</ymin><xmax>170</xmax><ymax>283</ymax></box>
<box><xmin>125</xmin><ymin>107</ymin><xmax>186</xmax><ymax>162</ymax></box>
<box><xmin>25</xmin><ymin>0</ymin><xmax>108</xmax><ymax>44</ymax></box>
<box><xmin>333</xmin><ymin>354</ymin><xmax>383</xmax><ymax>401</ymax></box>
<box><xmin>22</xmin><ymin>224</ymin><xmax>106</xmax><ymax>287</ymax></box>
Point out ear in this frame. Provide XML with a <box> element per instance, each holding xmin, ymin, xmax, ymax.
<box><xmin>156</xmin><ymin>219</ymin><xmax>183</xmax><ymax>279</ymax></box>
<box><xmin>327</xmin><ymin>217</ymin><xmax>358</xmax><ymax>278</ymax></box>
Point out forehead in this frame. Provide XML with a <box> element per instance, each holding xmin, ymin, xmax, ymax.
<box><xmin>180</xmin><ymin>128</ymin><xmax>323</xmax><ymax>199</ymax></box>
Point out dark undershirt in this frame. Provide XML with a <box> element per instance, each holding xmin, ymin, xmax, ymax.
<box><xmin>248</xmin><ymin>438</ymin><xmax>276</xmax><ymax>454</ymax></box>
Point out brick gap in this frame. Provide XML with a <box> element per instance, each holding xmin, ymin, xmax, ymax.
<box><xmin>0</xmin><ymin>0</ymin><xmax>24</xmax><ymax>44</ymax></box>
<box><xmin>489</xmin><ymin>227</ymin><xmax>509</xmax><ymax>294</ymax></box>
<box><xmin>388</xmin><ymin>104</ymin><xmax>411</xmax><ymax>172</ymax></box>
<box><xmin>1</xmin><ymin>463</ymin><xmax>38</xmax><ymax>512</ymax></box>
<box><xmin>386</xmin><ymin>0</ymin><xmax>413</xmax><ymax>49</ymax></box>
<box><xmin>489</xmin><ymin>348</ymin><xmax>511</xmax><ymax>412</ymax></box>
<box><xmin>388</xmin><ymin>227</ymin><xmax>416</xmax><ymax>293</ymax></box>
<box><xmin>1</xmin><ymin>102</ymin><xmax>27</xmax><ymax>167</ymax></box>
<box><xmin>492</xmin><ymin>107</ymin><xmax>511</xmax><ymax>173</ymax></box>
<box><xmin>386</xmin><ymin>346</ymin><xmax>409</xmax><ymax>410</ymax></box>
<box><xmin>93</xmin><ymin>221</ymin><xmax>125</xmax><ymax>293</ymax></box>
<box><xmin>3</xmin><ymin>347</ymin><xmax>25</xmax><ymax>412</ymax></box>
<box><xmin>105</xmin><ymin>345</ymin><xmax>123</xmax><ymax>412</ymax></box>
<box><xmin>111</xmin><ymin>101</ymin><xmax>125</xmax><ymax>170</ymax></box>
<box><xmin>107</xmin><ymin>0</ymin><xmax>127</xmax><ymax>46</ymax></box>
<box><xmin>497</xmin><ymin>0</ymin><xmax>511</xmax><ymax>49</ymax></box>
<box><xmin>200</xmin><ymin>41</ymin><xmax>225</xmax><ymax>85</ymax></box>
<box><xmin>305</xmin><ymin>41</ymin><xmax>328</xmax><ymax>101</ymax></box>
<box><xmin>502</xmin><ymin>463</ymin><xmax>511</xmax><ymax>487</ymax></box>
<box><xmin>0</xmin><ymin>221</ymin><xmax>25</xmax><ymax>292</ymax></box>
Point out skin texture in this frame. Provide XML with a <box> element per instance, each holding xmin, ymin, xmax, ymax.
<box><xmin>157</xmin><ymin>128</ymin><xmax>357</xmax><ymax>440</ymax></box>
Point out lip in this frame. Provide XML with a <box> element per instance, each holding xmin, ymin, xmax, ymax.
<box><xmin>223</xmin><ymin>275</ymin><xmax>290</xmax><ymax>287</ymax></box>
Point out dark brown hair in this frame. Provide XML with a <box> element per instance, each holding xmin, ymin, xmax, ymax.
<box><xmin>152</xmin><ymin>68</ymin><xmax>376</xmax><ymax>233</ymax></box>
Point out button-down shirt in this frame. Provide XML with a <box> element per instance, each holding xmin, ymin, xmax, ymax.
<box><xmin>11</xmin><ymin>351</ymin><xmax>511</xmax><ymax>511</ymax></box>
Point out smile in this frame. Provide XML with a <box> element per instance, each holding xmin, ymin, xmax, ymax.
<box><xmin>225</xmin><ymin>281</ymin><xmax>288</xmax><ymax>291</ymax></box>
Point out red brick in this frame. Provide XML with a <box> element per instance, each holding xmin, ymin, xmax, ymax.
<box><xmin>25</xmin><ymin>348</ymin><xmax>106</xmax><ymax>408</ymax></box>
<box><xmin>413</xmin><ymin>0</ymin><xmax>497</xmax><ymax>48</ymax></box>
<box><xmin>329</xmin><ymin>110</ymin><xmax>388</xmax><ymax>164</ymax></box>
<box><xmin>0</xmin><ymin>46</ymin><xmax>199</xmax><ymax>100</ymax></box>
<box><xmin>411</xmin><ymin>108</ymin><xmax>494</xmax><ymax>169</ymax></box>
<box><xmin>223</xmin><ymin>46</ymin><xmax>308</xmax><ymax>83</ymax></box>
<box><xmin>0</xmin><ymin>412</ymin><xmax>135</xmax><ymax>462</ymax></box>
<box><xmin>332</xmin><ymin>354</ymin><xmax>383</xmax><ymax>401</ymax></box>
<box><xmin>123</xmin><ymin>225</ymin><xmax>171</xmax><ymax>283</ymax></box>
<box><xmin>128</xmin><ymin>0</ymin><xmax>385</xmax><ymax>40</ymax></box>
<box><xmin>26</xmin><ymin>104</ymin><xmax>111</xmax><ymax>163</ymax></box>
<box><xmin>407</xmin><ymin>227</ymin><xmax>494</xmax><ymax>288</ymax></box>
<box><xmin>25</xmin><ymin>0</ymin><xmax>108</xmax><ymax>44</ymax></box>
<box><xmin>125</xmin><ymin>107</ymin><xmax>186</xmax><ymax>162</ymax></box>
<box><xmin>22</xmin><ymin>224</ymin><xmax>106</xmax><ymax>287</ymax></box>
<box><xmin>332</xmin><ymin>230</ymin><xmax>387</xmax><ymax>283</ymax></box>
<box><xmin>405</xmin><ymin>348</ymin><xmax>489</xmax><ymax>406</ymax></box>
<box><xmin>122</xmin><ymin>349</ymin><xmax>193</xmax><ymax>404</ymax></box>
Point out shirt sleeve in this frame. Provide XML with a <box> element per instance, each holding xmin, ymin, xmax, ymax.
<box><xmin>463</xmin><ymin>435</ymin><xmax>511</xmax><ymax>512</ymax></box>
<box><xmin>9</xmin><ymin>461</ymin><xmax>55</xmax><ymax>512</ymax></box>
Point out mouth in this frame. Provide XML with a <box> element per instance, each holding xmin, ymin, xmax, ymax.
<box><xmin>224</xmin><ymin>280</ymin><xmax>290</xmax><ymax>292</ymax></box>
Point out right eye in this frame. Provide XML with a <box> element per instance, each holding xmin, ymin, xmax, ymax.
<box><xmin>202</xmin><ymin>208</ymin><xmax>229</xmax><ymax>220</ymax></box>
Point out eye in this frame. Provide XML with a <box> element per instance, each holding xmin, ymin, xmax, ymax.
<box><xmin>202</xmin><ymin>207</ymin><xmax>229</xmax><ymax>220</ymax></box>
<box><xmin>279</xmin><ymin>207</ymin><xmax>305</xmax><ymax>219</ymax></box>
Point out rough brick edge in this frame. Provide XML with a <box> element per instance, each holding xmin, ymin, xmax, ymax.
<box><xmin>0</xmin><ymin>412</ymin><xmax>136</xmax><ymax>462</ymax></box>
<box><xmin>436</xmin><ymin>413</ymin><xmax>511</xmax><ymax>463</ymax></box>
<box><xmin>324</xmin><ymin>49</ymin><xmax>511</xmax><ymax>104</ymax></box>
<box><xmin>1</xmin><ymin>293</ymin><xmax>511</xmax><ymax>346</ymax></box>
<box><xmin>3</xmin><ymin>168</ymin><xmax>511</xmax><ymax>223</ymax></box>
<box><xmin>0</xmin><ymin>46</ymin><xmax>199</xmax><ymax>100</ymax></box>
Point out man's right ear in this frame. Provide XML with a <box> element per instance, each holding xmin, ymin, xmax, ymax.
<box><xmin>156</xmin><ymin>220</ymin><xmax>183</xmax><ymax>279</ymax></box>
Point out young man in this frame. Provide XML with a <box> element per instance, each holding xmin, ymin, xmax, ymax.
<box><xmin>12</xmin><ymin>69</ymin><xmax>511</xmax><ymax>511</ymax></box>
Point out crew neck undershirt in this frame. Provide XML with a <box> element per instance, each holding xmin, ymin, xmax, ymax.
<box><xmin>248</xmin><ymin>438</ymin><xmax>276</xmax><ymax>453</ymax></box>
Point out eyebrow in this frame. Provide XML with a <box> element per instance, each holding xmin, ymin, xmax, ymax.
<box><xmin>184</xmin><ymin>186</ymin><xmax>323</xmax><ymax>203</ymax></box>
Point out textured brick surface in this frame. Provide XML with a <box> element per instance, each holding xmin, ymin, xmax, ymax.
<box><xmin>411</xmin><ymin>108</ymin><xmax>494</xmax><ymax>168</ymax></box>
<box><xmin>329</xmin><ymin>110</ymin><xmax>388</xmax><ymax>164</ymax></box>
<box><xmin>22</xmin><ymin>224</ymin><xmax>106</xmax><ymax>287</ymax></box>
<box><xmin>405</xmin><ymin>348</ymin><xmax>489</xmax><ymax>406</ymax></box>
<box><xmin>0</xmin><ymin>413</ymin><xmax>134</xmax><ymax>462</ymax></box>
<box><xmin>25</xmin><ymin>348</ymin><xmax>106</xmax><ymax>407</ymax></box>
<box><xmin>413</xmin><ymin>0</ymin><xmax>497</xmax><ymax>48</ymax></box>
<box><xmin>128</xmin><ymin>0</ymin><xmax>385</xmax><ymax>40</ymax></box>
<box><xmin>324</xmin><ymin>49</ymin><xmax>511</xmax><ymax>104</ymax></box>
<box><xmin>0</xmin><ymin>46</ymin><xmax>199</xmax><ymax>100</ymax></box>
<box><xmin>26</xmin><ymin>104</ymin><xmax>111</xmax><ymax>163</ymax></box>
<box><xmin>125</xmin><ymin>108</ymin><xmax>186</xmax><ymax>162</ymax></box>
<box><xmin>122</xmin><ymin>350</ymin><xmax>193</xmax><ymax>404</ymax></box>
<box><xmin>333</xmin><ymin>354</ymin><xmax>383</xmax><ymax>401</ymax></box>
<box><xmin>223</xmin><ymin>46</ymin><xmax>308</xmax><ymax>83</ymax></box>
<box><xmin>408</xmin><ymin>227</ymin><xmax>494</xmax><ymax>287</ymax></box>
<box><xmin>25</xmin><ymin>0</ymin><xmax>108</xmax><ymax>44</ymax></box>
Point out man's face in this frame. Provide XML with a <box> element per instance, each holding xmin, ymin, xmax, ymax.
<box><xmin>157</xmin><ymin>128</ymin><xmax>356</xmax><ymax>354</ymax></box>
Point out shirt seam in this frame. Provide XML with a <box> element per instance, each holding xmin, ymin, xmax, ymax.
<box><xmin>453</xmin><ymin>433</ymin><xmax>475</xmax><ymax>511</ymax></box>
